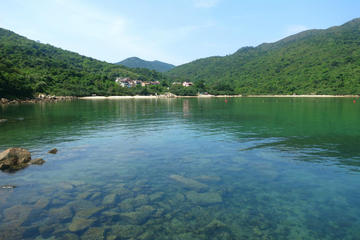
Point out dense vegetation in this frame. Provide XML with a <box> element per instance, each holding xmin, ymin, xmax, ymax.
<box><xmin>168</xmin><ymin>18</ymin><xmax>360</xmax><ymax>95</ymax></box>
<box><xmin>116</xmin><ymin>57</ymin><xmax>175</xmax><ymax>72</ymax></box>
<box><xmin>0</xmin><ymin>28</ymin><xmax>169</xmax><ymax>98</ymax></box>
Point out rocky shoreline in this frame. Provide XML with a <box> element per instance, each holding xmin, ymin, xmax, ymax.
<box><xmin>0</xmin><ymin>95</ymin><xmax>77</xmax><ymax>105</ymax></box>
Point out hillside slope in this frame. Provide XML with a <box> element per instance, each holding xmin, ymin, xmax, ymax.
<box><xmin>0</xmin><ymin>28</ymin><xmax>167</xmax><ymax>98</ymax></box>
<box><xmin>168</xmin><ymin>18</ymin><xmax>360</xmax><ymax>95</ymax></box>
<box><xmin>116</xmin><ymin>57</ymin><xmax>175</xmax><ymax>72</ymax></box>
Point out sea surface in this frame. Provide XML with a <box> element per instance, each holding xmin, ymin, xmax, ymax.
<box><xmin>0</xmin><ymin>98</ymin><xmax>359</xmax><ymax>240</ymax></box>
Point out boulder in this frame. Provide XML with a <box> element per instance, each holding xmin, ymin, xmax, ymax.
<box><xmin>0</xmin><ymin>148</ymin><xmax>31</xmax><ymax>171</ymax></box>
<box><xmin>0</xmin><ymin>119</ymin><xmax>7</xmax><ymax>124</ymax></box>
<box><xmin>1</xmin><ymin>98</ymin><xmax>8</xmax><ymax>104</ymax></box>
<box><xmin>48</xmin><ymin>148</ymin><xmax>58</xmax><ymax>154</ymax></box>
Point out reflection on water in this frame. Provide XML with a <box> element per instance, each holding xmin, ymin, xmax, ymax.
<box><xmin>0</xmin><ymin>98</ymin><xmax>359</xmax><ymax>239</ymax></box>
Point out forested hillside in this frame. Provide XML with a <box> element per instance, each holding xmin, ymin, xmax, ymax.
<box><xmin>116</xmin><ymin>57</ymin><xmax>175</xmax><ymax>72</ymax></box>
<box><xmin>168</xmin><ymin>18</ymin><xmax>360</xmax><ymax>95</ymax></box>
<box><xmin>0</xmin><ymin>28</ymin><xmax>168</xmax><ymax>98</ymax></box>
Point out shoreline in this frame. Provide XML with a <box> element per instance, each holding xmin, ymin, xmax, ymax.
<box><xmin>0</xmin><ymin>96</ymin><xmax>76</xmax><ymax>105</ymax></box>
<box><xmin>79</xmin><ymin>94</ymin><xmax>359</xmax><ymax>100</ymax></box>
<box><xmin>1</xmin><ymin>94</ymin><xmax>358</xmax><ymax>105</ymax></box>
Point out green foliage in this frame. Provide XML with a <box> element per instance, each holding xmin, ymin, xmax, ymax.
<box><xmin>0</xmin><ymin>28</ymin><xmax>169</xmax><ymax>99</ymax></box>
<box><xmin>169</xmin><ymin>85</ymin><xmax>198</xmax><ymax>96</ymax></box>
<box><xmin>116</xmin><ymin>57</ymin><xmax>175</xmax><ymax>72</ymax></box>
<box><xmin>168</xmin><ymin>18</ymin><xmax>360</xmax><ymax>95</ymax></box>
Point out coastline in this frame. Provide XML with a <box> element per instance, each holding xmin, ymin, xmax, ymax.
<box><xmin>1</xmin><ymin>94</ymin><xmax>358</xmax><ymax>105</ymax></box>
<box><xmin>0</xmin><ymin>96</ymin><xmax>76</xmax><ymax>105</ymax></box>
<box><xmin>79</xmin><ymin>94</ymin><xmax>359</xmax><ymax>100</ymax></box>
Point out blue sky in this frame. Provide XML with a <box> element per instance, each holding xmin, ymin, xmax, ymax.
<box><xmin>0</xmin><ymin>0</ymin><xmax>359</xmax><ymax>65</ymax></box>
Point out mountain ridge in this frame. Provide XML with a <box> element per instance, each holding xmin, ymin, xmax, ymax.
<box><xmin>116</xmin><ymin>57</ymin><xmax>175</xmax><ymax>72</ymax></box>
<box><xmin>0</xmin><ymin>28</ymin><xmax>168</xmax><ymax>98</ymax></box>
<box><xmin>168</xmin><ymin>17</ymin><xmax>360</xmax><ymax>95</ymax></box>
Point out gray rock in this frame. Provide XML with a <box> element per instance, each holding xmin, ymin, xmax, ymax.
<box><xmin>0</xmin><ymin>148</ymin><xmax>31</xmax><ymax>171</ymax></box>
<box><xmin>0</xmin><ymin>119</ymin><xmax>7</xmax><ymax>123</ymax></box>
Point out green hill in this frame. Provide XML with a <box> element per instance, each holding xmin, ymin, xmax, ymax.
<box><xmin>116</xmin><ymin>57</ymin><xmax>175</xmax><ymax>72</ymax></box>
<box><xmin>0</xmin><ymin>28</ymin><xmax>167</xmax><ymax>98</ymax></box>
<box><xmin>168</xmin><ymin>18</ymin><xmax>360</xmax><ymax>95</ymax></box>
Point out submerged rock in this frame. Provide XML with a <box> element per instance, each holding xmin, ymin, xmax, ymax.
<box><xmin>149</xmin><ymin>192</ymin><xmax>164</xmax><ymax>202</ymax></box>
<box><xmin>102</xmin><ymin>193</ymin><xmax>118</xmax><ymax>205</ymax></box>
<box><xmin>68</xmin><ymin>217</ymin><xmax>95</xmax><ymax>232</ymax></box>
<box><xmin>120</xmin><ymin>205</ymin><xmax>155</xmax><ymax>224</ymax></box>
<box><xmin>3</xmin><ymin>204</ymin><xmax>32</xmax><ymax>226</ymax></box>
<box><xmin>48</xmin><ymin>148</ymin><xmax>58</xmax><ymax>154</ymax></box>
<box><xmin>75</xmin><ymin>206</ymin><xmax>104</xmax><ymax>219</ymax></box>
<box><xmin>48</xmin><ymin>205</ymin><xmax>73</xmax><ymax>222</ymax></box>
<box><xmin>1</xmin><ymin>184</ymin><xmax>16</xmax><ymax>189</ymax></box>
<box><xmin>170</xmin><ymin>174</ymin><xmax>208</xmax><ymax>191</ymax></box>
<box><xmin>81</xmin><ymin>227</ymin><xmax>104</xmax><ymax>240</ymax></box>
<box><xmin>34</xmin><ymin>198</ymin><xmax>50</xmax><ymax>209</ymax></box>
<box><xmin>195</xmin><ymin>175</ymin><xmax>222</xmax><ymax>183</ymax></box>
<box><xmin>61</xmin><ymin>233</ymin><xmax>80</xmax><ymax>240</ymax></box>
<box><xmin>107</xmin><ymin>224</ymin><xmax>143</xmax><ymax>239</ymax></box>
<box><xmin>30</xmin><ymin>158</ymin><xmax>46</xmax><ymax>165</ymax></box>
<box><xmin>77</xmin><ymin>191</ymin><xmax>93</xmax><ymax>200</ymax></box>
<box><xmin>0</xmin><ymin>148</ymin><xmax>31</xmax><ymax>171</ymax></box>
<box><xmin>186</xmin><ymin>191</ymin><xmax>222</xmax><ymax>205</ymax></box>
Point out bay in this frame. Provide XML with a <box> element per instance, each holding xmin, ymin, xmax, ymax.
<box><xmin>0</xmin><ymin>97</ymin><xmax>359</xmax><ymax>239</ymax></box>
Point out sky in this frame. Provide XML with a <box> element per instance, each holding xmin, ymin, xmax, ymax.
<box><xmin>0</xmin><ymin>0</ymin><xmax>359</xmax><ymax>65</ymax></box>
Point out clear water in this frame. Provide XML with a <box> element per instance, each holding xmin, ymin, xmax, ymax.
<box><xmin>0</xmin><ymin>98</ymin><xmax>359</xmax><ymax>240</ymax></box>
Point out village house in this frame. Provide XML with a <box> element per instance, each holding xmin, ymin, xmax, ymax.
<box><xmin>115</xmin><ymin>77</ymin><xmax>160</xmax><ymax>88</ymax></box>
<box><xmin>182</xmin><ymin>81</ymin><xmax>193</xmax><ymax>87</ymax></box>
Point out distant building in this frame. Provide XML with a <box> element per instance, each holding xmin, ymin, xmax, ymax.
<box><xmin>115</xmin><ymin>77</ymin><xmax>142</xmax><ymax>88</ymax></box>
<box><xmin>182</xmin><ymin>81</ymin><xmax>193</xmax><ymax>87</ymax></box>
<box><xmin>141</xmin><ymin>82</ymin><xmax>150</xmax><ymax>87</ymax></box>
<box><xmin>151</xmin><ymin>81</ymin><xmax>160</xmax><ymax>85</ymax></box>
<box><xmin>115</xmin><ymin>77</ymin><xmax>161</xmax><ymax>88</ymax></box>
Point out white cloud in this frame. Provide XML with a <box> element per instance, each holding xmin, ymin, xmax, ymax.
<box><xmin>285</xmin><ymin>25</ymin><xmax>309</xmax><ymax>36</ymax></box>
<box><xmin>193</xmin><ymin>0</ymin><xmax>220</xmax><ymax>8</ymax></box>
<box><xmin>35</xmin><ymin>0</ymin><xmax>171</xmax><ymax>63</ymax></box>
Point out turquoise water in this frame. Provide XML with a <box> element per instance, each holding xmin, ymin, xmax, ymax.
<box><xmin>0</xmin><ymin>98</ymin><xmax>359</xmax><ymax>239</ymax></box>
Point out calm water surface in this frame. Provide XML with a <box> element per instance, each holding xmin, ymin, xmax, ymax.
<box><xmin>0</xmin><ymin>98</ymin><xmax>359</xmax><ymax>239</ymax></box>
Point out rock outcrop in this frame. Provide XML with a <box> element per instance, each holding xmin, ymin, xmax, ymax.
<box><xmin>48</xmin><ymin>148</ymin><xmax>58</xmax><ymax>154</ymax></box>
<box><xmin>0</xmin><ymin>148</ymin><xmax>46</xmax><ymax>171</ymax></box>
<box><xmin>0</xmin><ymin>148</ymin><xmax>31</xmax><ymax>171</ymax></box>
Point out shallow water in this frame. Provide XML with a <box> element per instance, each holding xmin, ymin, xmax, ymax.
<box><xmin>0</xmin><ymin>98</ymin><xmax>359</xmax><ymax>239</ymax></box>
